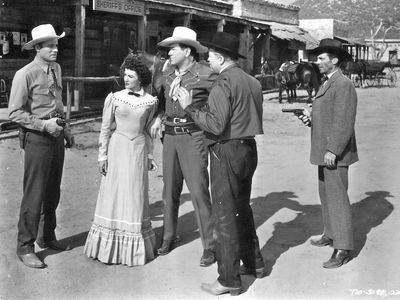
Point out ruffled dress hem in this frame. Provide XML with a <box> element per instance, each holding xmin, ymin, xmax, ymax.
<box><xmin>84</xmin><ymin>223</ymin><xmax>156</xmax><ymax>267</ymax></box>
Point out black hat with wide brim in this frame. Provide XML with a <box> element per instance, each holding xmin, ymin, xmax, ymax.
<box><xmin>202</xmin><ymin>32</ymin><xmax>246</xmax><ymax>59</ymax></box>
<box><xmin>310</xmin><ymin>38</ymin><xmax>352</xmax><ymax>61</ymax></box>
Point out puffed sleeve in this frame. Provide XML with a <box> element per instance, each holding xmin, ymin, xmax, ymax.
<box><xmin>145</xmin><ymin>96</ymin><xmax>159</xmax><ymax>158</ymax></box>
<box><xmin>98</xmin><ymin>93</ymin><xmax>115</xmax><ymax>161</ymax></box>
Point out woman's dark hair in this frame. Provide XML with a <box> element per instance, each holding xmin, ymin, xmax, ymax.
<box><xmin>122</xmin><ymin>56</ymin><xmax>152</xmax><ymax>88</ymax></box>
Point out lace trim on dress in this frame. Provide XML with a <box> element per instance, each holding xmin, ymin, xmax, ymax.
<box><xmin>112</xmin><ymin>93</ymin><xmax>157</xmax><ymax>110</ymax></box>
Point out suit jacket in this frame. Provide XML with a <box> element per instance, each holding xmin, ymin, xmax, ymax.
<box><xmin>310</xmin><ymin>70</ymin><xmax>358</xmax><ymax>166</ymax></box>
<box><xmin>185</xmin><ymin>64</ymin><xmax>263</xmax><ymax>143</ymax></box>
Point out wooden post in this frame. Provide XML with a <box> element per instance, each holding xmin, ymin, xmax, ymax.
<box><xmin>183</xmin><ymin>14</ymin><xmax>192</xmax><ymax>27</ymax></box>
<box><xmin>138</xmin><ymin>15</ymin><xmax>147</xmax><ymax>51</ymax></box>
<box><xmin>239</xmin><ymin>26</ymin><xmax>251</xmax><ymax>73</ymax></box>
<box><xmin>66</xmin><ymin>81</ymin><xmax>72</xmax><ymax>127</ymax></box>
<box><xmin>75</xmin><ymin>4</ymin><xmax>86</xmax><ymax>111</ymax></box>
<box><xmin>355</xmin><ymin>45</ymin><xmax>359</xmax><ymax>60</ymax></box>
<box><xmin>265</xmin><ymin>28</ymin><xmax>271</xmax><ymax>61</ymax></box>
<box><xmin>217</xmin><ymin>19</ymin><xmax>225</xmax><ymax>32</ymax></box>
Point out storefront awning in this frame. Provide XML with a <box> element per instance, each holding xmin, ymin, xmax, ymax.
<box><xmin>334</xmin><ymin>36</ymin><xmax>368</xmax><ymax>47</ymax></box>
<box><xmin>244</xmin><ymin>19</ymin><xmax>319</xmax><ymax>50</ymax></box>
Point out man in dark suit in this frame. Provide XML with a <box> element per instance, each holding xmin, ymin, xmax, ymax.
<box><xmin>299</xmin><ymin>38</ymin><xmax>358</xmax><ymax>268</ymax></box>
<box><xmin>176</xmin><ymin>32</ymin><xmax>265</xmax><ymax>295</ymax></box>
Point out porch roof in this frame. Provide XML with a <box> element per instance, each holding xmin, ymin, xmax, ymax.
<box><xmin>245</xmin><ymin>19</ymin><xmax>319</xmax><ymax>50</ymax></box>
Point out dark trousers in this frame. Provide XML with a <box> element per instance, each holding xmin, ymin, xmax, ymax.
<box><xmin>162</xmin><ymin>131</ymin><xmax>214</xmax><ymax>250</ymax></box>
<box><xmin>210</xmin><ymin>139</ymin><xmax>264</xmax><ymax>288</ymax></box>
<box><xmin>17</xmin><ymin>131</ymin><xmax>65</xmax><ymax>255</ymax></box>
<box><xmin>318</xmin><ymin>166</ymin><xmax>354</xmax><ymax>250</ymax></box>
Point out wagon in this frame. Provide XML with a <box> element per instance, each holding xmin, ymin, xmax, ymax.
<box><xmin>363</xmin><ymin>61</ymin><xmax>397</xmax><ymax>88</ymax></box>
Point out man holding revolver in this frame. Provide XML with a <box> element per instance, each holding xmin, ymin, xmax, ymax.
<box><xmin>298</xmin><ymin>38</ymin><xmax>358</xmax><ymax>268</ymax></box>
<box><xmin>9</xmin><ymin>24</ymin><xmax>74</xmax><ymax>268</ymax></box>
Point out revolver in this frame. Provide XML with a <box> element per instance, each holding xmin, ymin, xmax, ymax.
<box><xmin>281</xmin><ymin>108</ymin><xmax>305</xmax><ymax>116</ymax></box>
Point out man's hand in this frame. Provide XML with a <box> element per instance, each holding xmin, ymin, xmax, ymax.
<box><xmin>324</xmin><ymin>151</ymin><xmax>337</xmax><ymax>168</ymax></box>
<box><xmin>175</xmin><ymin>87</ymin><xmax>192</xmax><ymax>110</ymax></box>
<box><xmin>64</xmin><ymin>128</ymin><xmax>75</xmax><ymax>148</ymax></box>
<box><xmin>44</xmin><ymin>118</ymin><xmax>63</xmax><ymax>137</ymax></box>
<box><xmin>99</xmin><ymin>160</ymin><xmax>108</xmax><ymax>176</ymax></box>
<box><xmin>150</xmin><ymin>116</ymin><xmax>163</xmax><ymax>139</ymax></box>
<box><xmin>298</xmin><ymin>109</ymin><xmax>312</xmax><ymax>127</ymax></box>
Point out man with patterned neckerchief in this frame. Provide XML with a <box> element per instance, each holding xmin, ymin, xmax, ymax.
<box><xmin>150</xmin><ymin>26</ymin><xmax>215</xmax><ymax>267</ymax></box>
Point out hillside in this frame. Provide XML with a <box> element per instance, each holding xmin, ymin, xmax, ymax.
<box><xmin>293</xmin><ymin>0</ymin><xmax>400</xmax><ymax>39</ymax></box>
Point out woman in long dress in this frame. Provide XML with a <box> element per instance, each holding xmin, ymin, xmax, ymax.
<box><xmin>84</xmin><ymin>56</ymin><xmax>158</xmax><ymax>266</ymax></box>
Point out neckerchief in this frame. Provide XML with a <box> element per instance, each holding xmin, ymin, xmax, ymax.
<box><xmin>169</xmin><ymin>63</ymin><xmax>193</xmax><ymax>101</ymax></box>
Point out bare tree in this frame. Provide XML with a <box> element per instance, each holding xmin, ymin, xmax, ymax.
<box><xmin>369</xmin><ymin>17</ymin><xmax>400</xmax><ymax>60</ymax></box>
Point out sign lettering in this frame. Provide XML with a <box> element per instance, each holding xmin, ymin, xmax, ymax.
<box><xmin>93</xmin><ymin>0</ymin><xmax>145</xmax><ymax>16</ymax></box>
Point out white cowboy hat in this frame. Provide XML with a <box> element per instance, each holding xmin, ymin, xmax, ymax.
<box><xmin>23</xmin><ymin>24</ymin><xmax>65</xmax><ymax>50</ymax></box>
<box><xmin>158</xmin><ymin>26</ymin><xmax>208</xmax><ymax>53</ymax></box>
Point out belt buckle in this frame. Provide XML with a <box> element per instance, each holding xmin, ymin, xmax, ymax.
<box><xmin>173</xmin><ymin>117</ymin><xmax>187</xmax><ymax>124</ymax></box>
<box><xmin>173</xmin><ymin>126</ymin><xmax>187</xmax><ymax>134</ymax></box>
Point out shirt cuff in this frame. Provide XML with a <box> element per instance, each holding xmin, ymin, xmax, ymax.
<box><xmin>39</xmin><ymin>119</ymin><xmax>48</xmax><ymax>132</ymax></box>
<box><xmin>33</xmin><ymin>118</ymin><xmax>47</xmax><ymax>132</ymax></box>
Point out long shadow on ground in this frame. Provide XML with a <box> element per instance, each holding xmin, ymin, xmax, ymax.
<box><xmin>247</xmin><ymin>190</ymin><xmax>394</xmax><ymax>280</ymax></box>
<box><xmin>351</xmin><ymin>191</ymin><xmax>394</xmax><ymax>258</ymax></box>
<box><xmin>43</xmin><ymin>191</ymin><xmax>392</xmax><ymax>277</ymax></box>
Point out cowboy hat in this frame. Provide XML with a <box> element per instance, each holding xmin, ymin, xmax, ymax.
<box><xmin>157</xmin><ymin>26</ymin><xmax>208</xmax><ymax>53</ymax></box>
<box><xmin>202</xmin><ymin>32</ymin><xmax>246</xmax><ymax>59</ymax></box>
<box><xmin>23</xmin><ymin>24</ymin><xmax>65</xmax><ymax>50</ymax></box>
<box><xmin>310</xmin><ymin>38</ymin><xmax>352</xmax><ymax>61</ymax></box>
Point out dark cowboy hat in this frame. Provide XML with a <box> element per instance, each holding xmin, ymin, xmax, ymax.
<box><xmin>310</xmin><ymin>38</ymin><xmax>352</xmax><ymax>61</ymax></box>
<box><xmin>202</xmin><ymin>32</ymin><xmax>246</xmax><ymax>59</ymax></box>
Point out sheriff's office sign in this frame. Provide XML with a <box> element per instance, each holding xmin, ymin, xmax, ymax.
<box><xmin>93</xmin><ymin>0</ymin><xmax>145</xmax><ymax>16</ymax></box>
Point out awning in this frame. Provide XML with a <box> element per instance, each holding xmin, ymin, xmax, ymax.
<box><xmin>334</xmin><ymin>36</ymin><xmax>368</xmax><ymax>46</ymax></box>
<box><xmin>244</xmin><ymin>19</ymin><xmax>319</xmax><ymax>50</ymax></box>
<box><xmin>269</xmin><ymin>22</ymin><xmax>319</xmax><ymax>50</ymax></box>
<box><xmin>146</xmin><ymin>0</ymin><xmax>271</xmax><ymax>29</ymax></box>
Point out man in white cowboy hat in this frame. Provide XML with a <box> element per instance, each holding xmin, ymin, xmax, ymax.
<box><xmin>298</xmin><ymin>38</ymin><xmax>357</xmax><ymax>269</ymax></box>
<box><xmin>9</xmin><ymin>23</ymin><xmax>74</xmax><ymax>269</ymax></box>
<box><xmin>150</xmin><ymin>26</ymin><xmax>216</xmax><ymax>267</ymax></box>
<box><xmin>176</xmin><ymin>31</ymin><xmax>265</xmax><ymax>296</ymax></box>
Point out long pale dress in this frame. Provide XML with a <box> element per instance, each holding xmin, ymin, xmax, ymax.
<box><xmin>84</xmin><ymin>88</ymin><xmax>157</xmax><ymax>266</ymax></box>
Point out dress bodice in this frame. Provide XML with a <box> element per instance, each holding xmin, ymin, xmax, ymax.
<box><xmin>98</xmin><ymin>89</ymin><xmax>158</xmax><ymax>161</ymax></box>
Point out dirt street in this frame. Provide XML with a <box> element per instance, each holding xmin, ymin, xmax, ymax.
<box><xmin>1</xmin><ymin>81</ymin><xmax>399</xmax><ymax>300</ymax></box>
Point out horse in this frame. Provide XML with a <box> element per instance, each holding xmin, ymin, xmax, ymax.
<box><xmin>275</xmin><ymin>62</ymin><xmax>297</xmax><ymax>103</ymax></box>
<box><xmin>262</xmin><ymin>58</ymin><xmax>282</xmax><ymax>75</ymax></box>
<box><xmin>275</xmin><ymin>61</ymin><xmax>321</xmax><ymax>103</ymax></box>
<box><xmin>110</xmin><ymin>48</ymin><xmax>168</xmax><ymax>96</ymax></box>
<box><xmin>340</xmin><ymin>60</ymin><xmax>367</xmax><ymax>88</ymax></box>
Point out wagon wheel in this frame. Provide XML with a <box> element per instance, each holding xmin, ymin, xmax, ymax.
<box><xmin>364</xmin><ymin>74</ymin><xmax>375</xmax><ymax>87</ymax></box>
<box><xmin>386</xmin><ymin>69</ymin><xmax>397</xmax><ymax>88</ymax></box>
<box><xmin>375</xmin><ymin>72</ymin><xmax>383</xmax><ymax>88</ymax></box>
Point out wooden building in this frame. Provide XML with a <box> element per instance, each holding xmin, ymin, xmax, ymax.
<box><xmin>0</xmin><ymin>0</ymin><xmax>310</xmax><ymax>109</ymax></box>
